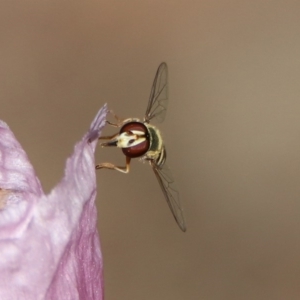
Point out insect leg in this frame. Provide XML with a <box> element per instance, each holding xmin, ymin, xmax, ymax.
<box><xmin>106</xmin><ymin>110</ymin><xmax>140</xmax><ymax>127</ymax></box>
<box><xmin>95</xmin><ymin>156</ymin><xmax>131</xmax><ymax>173</ymax></box>
<box><xmin>106</xmin><ymin>110</ymin><xmax>124</xmax><ymax>127</ymax></box>
<box><xmin>98</xmin><ymin>132</ymin><xmax>120</xmax><ymax>140</ymax></box>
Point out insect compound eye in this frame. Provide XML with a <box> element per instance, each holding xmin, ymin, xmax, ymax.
<box><xmin>120</xmin><ymin>121</ymin><xmax>151</xmax><ymax>158</ymax></box>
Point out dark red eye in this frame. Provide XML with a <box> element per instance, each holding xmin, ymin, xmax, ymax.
<box><xmin>120</xmin><ymin>122</ymin><xmax>150</xmax><ymax>158</ymax></box>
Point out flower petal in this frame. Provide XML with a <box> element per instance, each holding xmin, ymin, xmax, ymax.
<box><xmin>0</xmin><ymin>104</ymin><xmax>108</xmax><ymax>300</ymax></box>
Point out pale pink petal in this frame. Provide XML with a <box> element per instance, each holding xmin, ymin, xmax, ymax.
<box><xmin>0</xmin><ymin>104</ymin><xmax>107</xmax><ymax>300</ymax></box>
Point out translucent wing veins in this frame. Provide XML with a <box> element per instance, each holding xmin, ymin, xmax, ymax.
<box><xmin>145</xmin><ymin>62</ymin><xmax>168</xmax><ymax>123</ymax></box>
<box><xmin>151</xmin><ymin>161</ymin><xmax>186</xmax><ymax>232</ymax></box>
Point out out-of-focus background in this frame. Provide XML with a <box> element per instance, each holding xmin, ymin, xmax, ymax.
<box><xmin>1</xmin><ymin>1</ymin><xmax>300</xmax><ymax>299</ymax></box>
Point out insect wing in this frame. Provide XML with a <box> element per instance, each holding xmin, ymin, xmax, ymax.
<box><xmin>145</xmin><ymin>62</ymin><xmax>168</xmax><ymax>123</ymax></box>
<box><xmin>151</xmin><ymin>162</ymin><xmax>186</xmax><ymax>232</ymax></box>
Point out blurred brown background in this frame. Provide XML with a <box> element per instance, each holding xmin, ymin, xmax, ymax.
<box><xmin>1</xmin><ymin>1</ymin><xmax>300</xmax><ymax>299</ymax></box>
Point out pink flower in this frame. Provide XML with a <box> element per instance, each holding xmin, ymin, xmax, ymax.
<box><xmin>0</xmin><ymin>105</ymin><xmax>108</xmax><ymax>300</ymax></box>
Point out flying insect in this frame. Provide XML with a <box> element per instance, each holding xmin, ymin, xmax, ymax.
<box><xmin>96</xmin><ymin>62</ymin><xmax>186</xmax><ymax>232</ymax></box>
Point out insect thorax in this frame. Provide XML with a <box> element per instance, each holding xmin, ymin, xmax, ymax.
<box><xmin>142</xmin><ymin>123</ymin><xmax>165</xmax><ymax>163</ymax></box>
<box><xmin>147</xmin><ymin>125</ymin><xmax>162</xmax><ymax>152</ymax></box>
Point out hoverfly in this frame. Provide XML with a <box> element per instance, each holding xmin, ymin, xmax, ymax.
<box><xmin>96</xmin><ymin>62</ymin><xmax>186</xmax><ymax>232</ymax></box>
